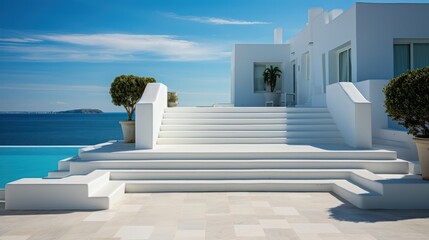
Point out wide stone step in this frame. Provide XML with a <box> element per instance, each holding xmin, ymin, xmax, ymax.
<box><xmin>165</xmin><ymin>107</ymin><xmax>329</xmax><ymax>113</ymax></box>
<box><xmin>69</xmin><ymin>159</ymin><xmax>410</xmax><ymax>175</ymax></box>
<box><xmin>163</xmin><ymin>112</ymin><xmax>332</xmax><ymax>119</ymax></box>
<box><xmin>161</xmin><ymin>118</ymin><xmax>334</xmax><ymax>125</ymax></box>
<box><xmin>157</xmin><ymin>137</ymin><xmax>344</xmax><ymax>145</ymax></box>
<box><xmin>157</xmin><ymin>137</ymin><xmax>287</xmax><ymax>144</ymax></box>
<box><xmin>79</xmin><ymin>143</ymin><xmax>397</xmax><ymax>161</ymax></box>
<box><xmin>160</xmin><ymin>124</ymin><xmax>338</xmax><ymax>131</ymax></box>
<box><xmin>158</xmin><ymin>130</ymin><xmax>341</xmax><ymax>138</ymax></box>
<box><xmin>108</xmin><ymin>169</ymin><xmax>376</xmax><ymax>181</ymax></box>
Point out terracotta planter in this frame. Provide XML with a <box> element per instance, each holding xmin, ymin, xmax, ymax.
<box><xmin>168</xmin><ymin>101</ymin><xmax>178</xmax><ymax>107</ymax></box>
<box><xmin>413</xmin><ymin>137</ymin><xmax>429</xmax><ymax>180</ymax></box>
<box><xmin>119</xmin><ymin>121</ymin><xmax>135</xmax><ymax>143</ymax></box>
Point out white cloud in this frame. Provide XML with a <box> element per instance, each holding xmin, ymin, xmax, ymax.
<box><xmin>164</xmin><ymin>13</ymin><xmax>271</xmax><ymax>25</ymax></box>
<box><xmin>56</xmin><ymin>101</ymin><xmax>67</xmax><ymax>105</ymax></box>
<box><xmin>0</xmin><ymin>37</ymin><xmax>42</xmax><ymax>43</ymax></box>
<box><xmin>0</xmin><ymin>83</ymin><xmax>108</xmax><ymax>92</ymax></box>
<box><xmin>0</xmin><ymin>33</ymin><xmax>230</xmax><ymax>62</ymax></box>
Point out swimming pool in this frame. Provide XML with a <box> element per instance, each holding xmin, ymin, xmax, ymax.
<box><xmin>0</xmin><ymin>146</ymin><xmax>81</xmax><ymax>188</ymax></box>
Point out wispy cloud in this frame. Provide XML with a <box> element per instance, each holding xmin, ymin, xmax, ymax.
<box><xmin>0</xmin><ymin>33</ymin><xmax>230</xmax><ymax>62</ymax></box>
<box><xmin>163</xmin><ymin>12</ymin><xmax>271</xmax><ymax>25</ymax></box>
<box><xmin>0</xmin><ymin>37</ymin><xmax>42</xmax><ymax>43</ymax></box>
<box><xmin>0</xmin><ymin>83</ymin><xmax>108</xmax><ymax>92</ymax></box>
<box><xmin>56</xmin><ymin>101</ymin><xmax>67</xmax><ymax>105</ymax></box>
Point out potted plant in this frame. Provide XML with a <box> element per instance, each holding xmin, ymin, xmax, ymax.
<box><xmin>383</xmin><ymin>66</ymin><xmax>429</xmax><ymax>180</ymax></box>
<box><xmin>110</xmin><ymin>75</ymin><xmax>156</xmax><ymax>143</ymax></box>
<box><xmin>263</xmin><ymin>65</ymin><xmax>282</xmax><ymax>106</ymax></box>
<box><xmin>168</xmin><ymin>92</ymin><xmax>178</xmax><ymax>107</ymax></box>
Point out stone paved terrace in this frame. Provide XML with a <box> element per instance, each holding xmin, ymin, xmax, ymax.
<box><xmin>2</xmin><ymin>193</ymin><xmax>429</xmax><ymax>240</ymax></box>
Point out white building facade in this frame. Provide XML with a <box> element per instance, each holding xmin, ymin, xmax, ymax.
<box><xmin>231</xmin><ymin>2</ymin><xmax>429</xmax><ymax>161</ymax></box>
<box><xmin>231</xmin><ymin>3</ymin><xmax>429</xmax><ymax>107</ymax></box>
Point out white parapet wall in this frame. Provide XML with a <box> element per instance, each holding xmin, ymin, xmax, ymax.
<box><xmin>135</xmin><ymin>83</ymin><xmax>167</xmax><ymax>149</ymax></box>
<box><xmin>327</xmin><ymin>82</ymin><xmax>372</xmax><ymax>149</ymax></box>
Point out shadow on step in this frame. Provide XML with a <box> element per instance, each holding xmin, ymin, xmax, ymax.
<box><xmin>328</xmin><ymin>203</ymin><xmax>429</xmax><ymax>223</ymax></box>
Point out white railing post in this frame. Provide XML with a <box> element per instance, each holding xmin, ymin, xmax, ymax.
<box><xmin>135</xmin><ymin>83</ymin><xmax>167</xmax><ymax>149</ymax></box>
<box><xmin>327</xmin><ymin>82</ymin><xmax>372</xmax><ymax>149</ymax></box>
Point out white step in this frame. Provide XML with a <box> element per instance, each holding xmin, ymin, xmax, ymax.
<box><xmin>69</xmin><ymin>159</ymin><xmax>409</xmax><ymax>175</ymax></box>
<box><xmin>160</xmin><ymin>124</ymin><xmax>338</xmax><ymax>131</ymax></box>
<box><xmin>122</xmin><ymin>179</ymin><xmax>374</xmax><ymax>194</ymax></box>
<box><xmin>157</xmin><ymin>137</ymin><xmax>287</xmax><ymax>144</ymax></box>
<box><xmin>46</xmin><ymin>170</ymin><xmax>70</xmax><ymax>178</ymax></box>
<box><xmin>109</xmin><ymin>169</ymin><xmax>373</xmax><ymax>181</ymax></box>
<box><xmin>157</xmin><ymin>137</ymin><xmax>344</xmax><ymax>145</ymax></box>
<box><xmin>158</xmin><ymin>130</ymin><xmax>341</xmax><ymax>138</ymax></box>
<box><xmin>165</xmin><ymin>107</ymin><xmax>329</xmax><ymax>113</ymax></box>
<box><xmin>79</xmin><ymin>144</ymin><xmax>397</xmax><ymax>160</ymax></box>
<box><xmin>163</xmin><ymin>112</ymin><xmax>332</xmax><ymax>119</ymax></box>
<box><xmin>162</xmin><ymin>118</ymin><xmax>334</xmax><ymax>125</ymax></box>
<box><xmin>159</xmin><ymin>131</ymin><xmax>286</xmax><ymax>138</ymax></box>
<box><xmin>89</xmin><ymin>181</ymin><xmax>125</xmax><ymax>209</ymax></box>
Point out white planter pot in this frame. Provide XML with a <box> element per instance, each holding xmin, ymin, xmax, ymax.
<box><xmin>413</xmin><ymin>137</ymin><xmax>429</xmax><ymax>180</ymax></box>
<box><xmin>273</xmin><ymin>93</ymin><xmax>281</xmax><ymax>106</ymax></box>
<box><xmin>264</xmin><ymin>92</ymin><xmax>274</xmax><ymax>103</ymax></box>
<box><xmin>168</xmin><ymin>101</ymin><xmax>178</xmax><ymax>107</ymax></box>
<box><xmin>119</xmin><ymin>121</ymin><xmax>135</xmax><ymax>143</ymax></box>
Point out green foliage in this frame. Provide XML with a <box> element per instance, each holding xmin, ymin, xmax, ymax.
<box><xmin>263</xmin><ymin>66</ymin><xmax>282</xmax><ymax>92</ymax></box>
<box><xmin>383</xmin><ymin>66</ymin><xmax>429</xmax><ymax>137</ymax></box>
<box><xmin>109</xmin><ymin>75</ymin><xmax>156</xmax><ymax>121</ymax></box>
<box><xmin>168</xmin><ymin>92</ymin><xmax>178</xmax><ymax>103</ymax></box>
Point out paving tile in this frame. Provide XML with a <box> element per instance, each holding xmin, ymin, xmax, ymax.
<box><xmin>291</xmin><ymin>223</ymin><xmax>341</xmax><ymax>234</ymax></box>
<box><xmin>234</xmin><ymin>225</ymin><xmax>266</xmax><ymax>237</ymax></box>
<box><xmin>83</xmin><ymin>212</ymin><xmax>116</xmax><ymax>222</ymax></box>
<box><xmin>0</xmin><ymin>236</ymin><xmax>31</xmax><ymax>240</ymax></box>
<box><xmin>174</xmin><ymin>229</ymin><xmax>205</xmax><ymax>239</ymax></box>
<box><xmin>114</xmin><ymin>226</ymin><xmax>154</xmax><ymax>239</ymax></box>
<box><xmin>273</xmin><ymin>207</ymin><xmax>300</xmax><ymax>216</ymax></box>
<box><xmin>259</xmin><ymin>219</ymin><xmax>291</xmax><ymax>229</ymax></box>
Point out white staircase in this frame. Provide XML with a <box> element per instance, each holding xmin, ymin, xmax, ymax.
<box><xmin>158</xmin><ymin>107</ymin><xmax>344</xmax><ymax>145</ymax></box>
<box><xmin>6</xmin><ymin>107</ymin><xmax>429</xmax><ymax>210</ymax></box>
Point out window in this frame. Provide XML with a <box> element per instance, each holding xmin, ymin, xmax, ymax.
<box><xmin>394</xmin><ymin>42</ymin><xmax>429</xmax><ymax>76</ymax></box>
<box><xmin>338</xmin><ymin>48</ymin><xmax>351</xmax><ymax>82</ymax></box>
<box><xmin>253</xmin><ymin>63</ymin><xmax>283</xmax><ymax>92</ymax></box>
<box><xmin>302</xmin><ymin>53</ymin><xmax>310</xmax><ymax>81</ymax></box>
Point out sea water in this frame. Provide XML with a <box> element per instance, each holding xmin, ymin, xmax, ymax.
<box><xmin>0</xmin><ymin>113</ymin><xmax>128</xmax><ymax>187</ymax></box>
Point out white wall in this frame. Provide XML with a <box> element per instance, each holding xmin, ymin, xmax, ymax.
<box><xmin>355</xmin><ymin>3</ymin><xmax>429</xmax><ymax>81</ymax></box>
<box><xmin>288</xmin><ymin>5</ymin><xmax>357</xmax><ymax>107</ymax></box>
<box><xmin>231</xmin><ymin>44</ymin><xmax>290</xmax><ymax>106</ymax></box>
<box><xmin>135</xmin><ymin>83</ymin><xmax>167</xmax><ymax>149</ymax></box>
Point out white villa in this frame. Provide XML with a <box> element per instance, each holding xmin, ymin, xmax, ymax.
<box><xmin>5</xmin><ymin>3</ymin><xmax>429</xmax><ymax>210</ymax></box>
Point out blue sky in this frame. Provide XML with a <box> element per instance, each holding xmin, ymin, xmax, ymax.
<box><xmin>0</xmin><ymin>0</ymin><xmax>427</xmax><ymax>112</ymax></box>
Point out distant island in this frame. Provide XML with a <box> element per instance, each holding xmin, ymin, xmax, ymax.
<box><xmin>57</xmin><ymin>109</ymin><xmax>103</xmax><ymax>114</ymax></box>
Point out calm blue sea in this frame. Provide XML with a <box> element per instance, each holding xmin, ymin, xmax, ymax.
<box><xmin>0</xmin><ymin>113</ymin><xmax>129</xmax><ymax>187</ymax></box>
<box><xmin>0</xmin><ymin>113</ymin><xmax>127</xmax><ymax>145</ymax></box>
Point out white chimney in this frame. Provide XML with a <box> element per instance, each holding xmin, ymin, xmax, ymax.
<box><xmin>274</xmin><ymin>28</ymin><xmax>282</xmax><ymax>44</ymax></box>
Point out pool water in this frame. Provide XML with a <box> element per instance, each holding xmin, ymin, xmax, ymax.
<box><xmin>0</xmin><ymin>147</ymin><xmax>80</xmax><ymax>188</ymax></box>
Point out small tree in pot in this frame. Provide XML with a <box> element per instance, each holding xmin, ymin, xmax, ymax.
<box><xmin>168</xmin><ymin>92</ymin><xmax>178</xmax><ymax>107</ymax></box>
<box><xmin>263</xmin><ymin>65</ymin><xmax>282</xmax><ymax>106</ymax></box>
<box><xmin>383</xmin><ymin>66</ymin><xmax>429</xmax><ymax>180</ymax></box>
<box><xmin>110</xmin><ymin>75</ymin><xmax>156</xmax><ymax>143</ymax></box>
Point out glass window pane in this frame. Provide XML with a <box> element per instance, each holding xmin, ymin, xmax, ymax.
<box><xmin>339</xmin><ymin>49</ymin><xmax>350</xmax><ymax>82</ymax></box>
<box><xmin>254</xmin><ymin>64</ymin><xmax>265</xmax><ymax>92</ymax></box>
<box><xmin>413</xmin><ymin>43</ymin><xmax>429</xmax><ymax>69</ymax></box>
<box><xmin>394</xmin><ymin>44</ymin><xmax>410</xmax><ymax>77</ymax></box>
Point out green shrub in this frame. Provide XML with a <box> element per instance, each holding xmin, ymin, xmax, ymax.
<box><xmin>110</xmin><ymin>75</ymin><xmax>156</xmax><ymax>121</ymax></box>
<box><xmin>383</xmin><ymin>66</ymin><xmax>429</xmax><ymax>137</ymax></box>
<box><xmin>168</xmin><ymin>92</ymin><xmax>178</xmax><ymax>103</ymax></box>
<box><xmin>263</xmin><ymin>65</ymin><xmax>282</xmax><ymax>92</ymax></box>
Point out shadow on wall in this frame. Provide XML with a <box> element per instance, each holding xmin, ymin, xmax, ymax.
<box><xmin>328</xmin><ymin>202</ymin><xmax>429</xmax><ymax>223</ymax></box>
